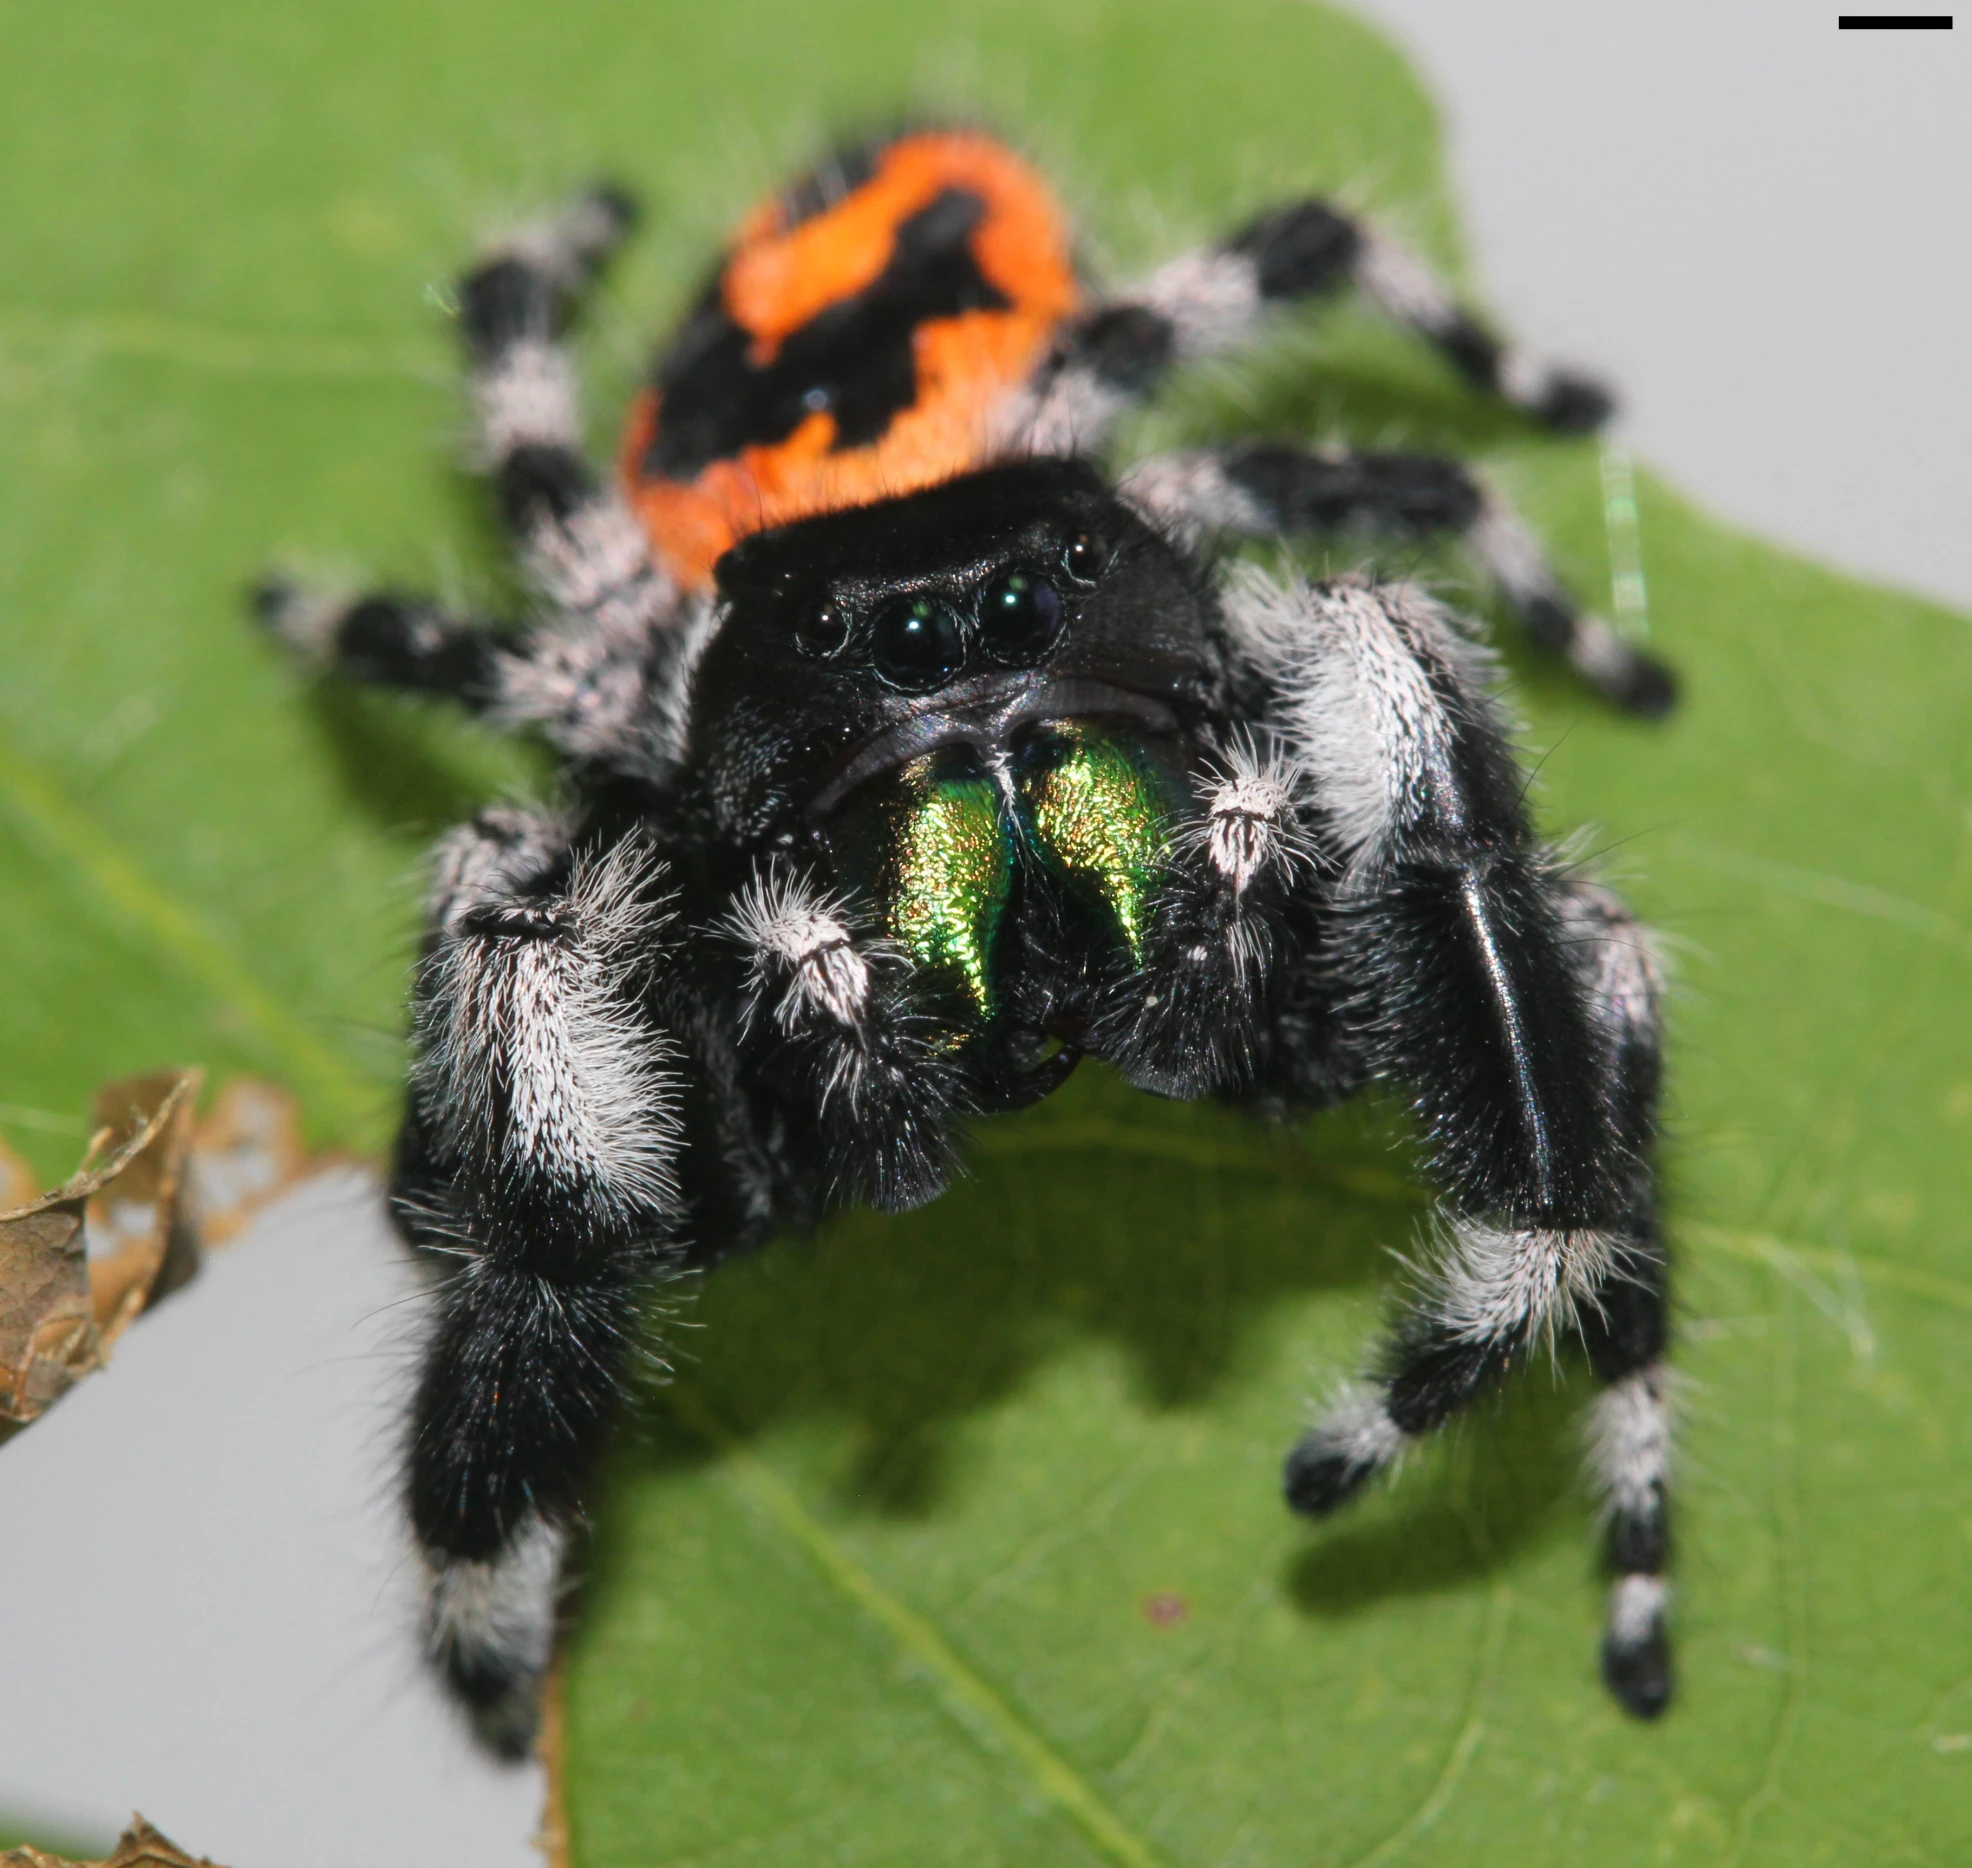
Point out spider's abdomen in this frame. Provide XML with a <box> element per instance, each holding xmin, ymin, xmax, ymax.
<box><xmin>620</xmin><ymin>131</ymin><xmax>1080</xmax><ymax>589</ymax></box>
<box><xmin>828</xmin><ymin>719</ymin><xmax>1193</xmax><ymax>1091</ymax></box>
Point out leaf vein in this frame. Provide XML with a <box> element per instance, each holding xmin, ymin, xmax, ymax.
<box><xmin>669</xmin><ymin>1385</ymin><xmax>1174</xmax><ymax>1868</ymax></box>
<box><xmin>0</xmin><ymin>726</ymin><xmax>373</xmax><ymax>1126</ymax></box>
<box><xmin>1341</xmin><ymin>1580</ymin><xmax>1510</xmax><ymax>1868</ymax></box>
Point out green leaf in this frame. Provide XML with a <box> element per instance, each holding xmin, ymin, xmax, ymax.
<box><xmin>5</xmin><ymin>0</ymin><xmax>1970</xmax><ymax>1862</ymax></box>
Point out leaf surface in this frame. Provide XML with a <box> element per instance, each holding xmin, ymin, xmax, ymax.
<box><xmin>3</xmin><ymin>1</ymin><xmax>1969</xmax><ymax>1862</ymax></box>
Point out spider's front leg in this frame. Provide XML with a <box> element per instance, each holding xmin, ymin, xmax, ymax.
<box><xmin>399</xmin><ymin>809</ymin><xmax>682</xmax><ymax>1755</ymax></box>
<box><xmin>1225</xmin><ymin>571</ymin><xmax>1673</xmax><ymax>1713</ymax></box>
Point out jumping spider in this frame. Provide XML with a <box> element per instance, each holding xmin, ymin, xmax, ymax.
<box><xmin>257</xmin><ymin>129</ymin><xmax>1676</xmax><ymax>1753</ymax></box>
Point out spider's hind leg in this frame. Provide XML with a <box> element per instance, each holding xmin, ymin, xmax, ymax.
<box><xmin>265</xmin><ymin>182</ymin><xmax>653</xmax><ymax>654</ymax></box>
<box><xmin>257</xmin><ymin>185</ymin><xmax>708</xmax><ymax>775</ymax></box>
<box><xmin>1006</xmin><ymin>197</ymin><xmax>1611</xmax><ymax>457</ymax></box>
<box><xmin>455</xmin><ymin>184</ymin><xmax>664</xmax><ymax>621</ymax></box>
<box><xmin>1121</xmin><ymin>443</ymin><xmax>1676</xmax><ymax>717</ymax></box>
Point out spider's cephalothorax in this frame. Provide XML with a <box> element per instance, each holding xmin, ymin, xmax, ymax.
<box><xmin>258</xmin><ymin>129</ymin><xmax>1676</xmax><ymax>1756</ymax></box>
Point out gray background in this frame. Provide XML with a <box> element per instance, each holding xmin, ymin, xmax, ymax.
<box><xmin>1365</xmin><ymin>0</ymin><xmax>1970</xmax><ymax>611</ymax></box>
<box><xmin>0</xmin><ymin>4</ymin><xmax>1963</xmax><ymax>1862</ymax></box>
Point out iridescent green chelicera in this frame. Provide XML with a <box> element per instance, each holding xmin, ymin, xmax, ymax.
<box><xmin>1023</xmin><ymin>726</ymin><xmax>1172</xmax><ymax>964</ymax></box>
<box><xmin>870</xmin><ymin>728</ymin><xmax>1180</xmax><ymax>1035</ymax></box>
<box><xmin>885</xmin><ymin>762</ymin><xmax>1012</xmax><ymax>1017</ymax></box>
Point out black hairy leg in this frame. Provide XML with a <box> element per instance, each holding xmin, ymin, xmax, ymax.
<box><xmin>1003</xmin><ymin>195</ymin><xmax>1611</xmax><ymax>456</ymax></box>
<box><xmin>1227</xmin><ymin>573</ymin><xmax>1670</xmax><ymax>1709</ymax></box>
<box><xmin>1121</xmin><ymin>443</ymin><xmax>1677</xmax><ymax>716</ymax></box>
<box><xmin>249</xmin><ymin>584</ymin><xmax>512</xmax><ymax>710</ymax></box>
<box><xmin>398</xmin><ymin>809</ymin><xmax>683</xmax><ymax>1756</ymax></box>
<box><xmin>1558</xmin><ymin>878</ymin><xmax>1674</xmax><ymax>1716</ymax></box>
<box><xmin>1234</xmin><ymin>574</ymin><xmax>1625</xmax><ymax>1223</ymax></box>
<box><xmin>456</xmin><ymin>181</ymin><xmax>651</xmax><ymax>606</ymax></box>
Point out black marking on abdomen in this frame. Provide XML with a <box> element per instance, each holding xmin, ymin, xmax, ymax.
<box><xmin>646</xmin><ymin>188</ymin><xmax>1012</xmax><ymax>481</ymax></box>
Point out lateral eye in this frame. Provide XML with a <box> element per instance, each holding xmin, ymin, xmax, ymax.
<box><xmin>872</xmin><ymin>595</ymin><xmax>966</xmax><ymax>692</ymax></box>
<box><xmin>1062</xmin><ymin>530</ymin><xmax>1108</xmax><ymax>585</ymax></box>
<box><xmin>979</xmin><ymin>570</ymin><xmax>1064</xmax><ymax>665</ymax></box>
<box><xmin>795</xmin><ymin>598</ymin><xmax>851</xmax><ymax>657</ymax></box>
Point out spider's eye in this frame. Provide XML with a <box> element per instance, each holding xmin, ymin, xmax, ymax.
<box><xmin>872</xmin><ymin>596</ymin><xmax>966</xmax><ymax>692</ymax></box>
<box><xmin>795</xmin><ymin>598</ymin><xmax>850</xmax><ymax>658</ymax></box>
<box><xmin>979</xmin><ymin>570</ymin><xmax>1064</xmax><ymax>665</ymax></box>
<box><xmin>1063</xmin><ymin>530</ymin><xmax>1108</xmax><ymax>585</ymax></box>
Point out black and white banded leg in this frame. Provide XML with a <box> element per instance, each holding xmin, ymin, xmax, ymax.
<box><xmin>457</xmin><ymin>185</ymin><xmax>667</xmax><ymax>631</ymax></box>
<box><xmin>1583</xmin><ymin>1250</ymin><xmax>1672</xmax><ymax>1715</ymax></box>
<box><xmin>1121</xmin><ymin>443</ymin><xmax>1675</xmax><ymax>715</ymax></box>
<box><xmin>1348</xmin><ymin>222</ymin><xmax>1612</xmax><ymax>431</ymax></box>
<box><xmin>725</xmin><ymin>864</ymin><xmax>963</xmax><ymax>1211</ymax></box>
<box><xmin>401</xmin><ymin>814</ymin><xmax>682</xmax><ymax>1754</ymax></box>
<box><xmin>1099</xmin><ymin>737</ymin><xmax>1311</xmax><ymax>1095</ymax></box>
<box><xmin>1001</xmin><ymin>199</ymin><xmax>1611</xmax><ymax>454</ymax></box>
<box><xmin>1558</xmin><ymin>876</ymin><xmax>1674</xmax><ymax>1714</ymax></box>
<box><xmin>257</xmin><ymin>183</ymin><xmax>711</xmax><ymax>777</ymax></box>
<box><xmin>251</xmin><ymin>582</ymin><xmax>511</xmax><ymax>711</ymax></box>
<box><xmin>1233</xmin><ymin>574</ymin><xmax>1665</xmax><ymax>1707</ymax></box>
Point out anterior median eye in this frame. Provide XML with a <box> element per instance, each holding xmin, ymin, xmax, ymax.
<box><xmin>979</xmin><ymin>571</ymin><xmax>1063</xmax><ymax>665</ymax></box>
<box><xmin>872</xmin><ymin>596</ymin><xmax>966</xmax><ymax>692</ymax></box>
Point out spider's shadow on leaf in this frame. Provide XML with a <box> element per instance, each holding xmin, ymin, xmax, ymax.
<box><xmin>594</xmin><ymin>1069</ymin><xmax>1591</xmax><ymax>1622</ymax></box>
<box><xmin>1282</xmin><ymin>1374</ymin><xmax>1584</xmax><ymax>1619</ymax></box>
<box><xmin>296</xmin><ymin>676</ymin><xmax>554</xmax><ymax>846</ymax></box>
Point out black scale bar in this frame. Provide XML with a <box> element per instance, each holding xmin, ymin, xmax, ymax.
<box><xmin>1838</xmin><ymin>13</ymin><xmax>1953</xmax><ymax>24</ymax></box>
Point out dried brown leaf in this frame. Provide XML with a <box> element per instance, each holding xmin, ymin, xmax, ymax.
<box><xmin>0</xmin><ymin>1069</ymin><xmax>330</xmax><ymax>1444</ymax></box>
<box><xmin>0</xmin><ymin>1073</ymin><xmax>198</xmax><ymax>1429</ymax></box>
<box><xmin>1</xmin><ymin>1814</ymin><xmax>231</xmax><ymax>1868</ymax></box>
<box><xmin>537</xmin><ymin>1661</ymin><xmax>571</xmax><ymax>1868</ymax></box>
<box><xmin>84</xmin><ymin>1072</ymin><xmax>203</xmax><ymax>1353</ymax></box>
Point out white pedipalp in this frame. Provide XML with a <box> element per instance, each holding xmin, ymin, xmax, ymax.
<box><xmin>1194</xmin><ymin>738</ymin><xmax>1309</xmax><ymax>894</ymax></box>
<box><xmin>727</xmin><ymin>866</ymin><xmax>875</xmax><ymax>1034</ymax></box>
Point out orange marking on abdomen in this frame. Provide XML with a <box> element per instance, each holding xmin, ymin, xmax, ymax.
<box><xmin>622</xmin><ymin>131</ymin><xmax>1081</xmax><ymax>589</ymax></box>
